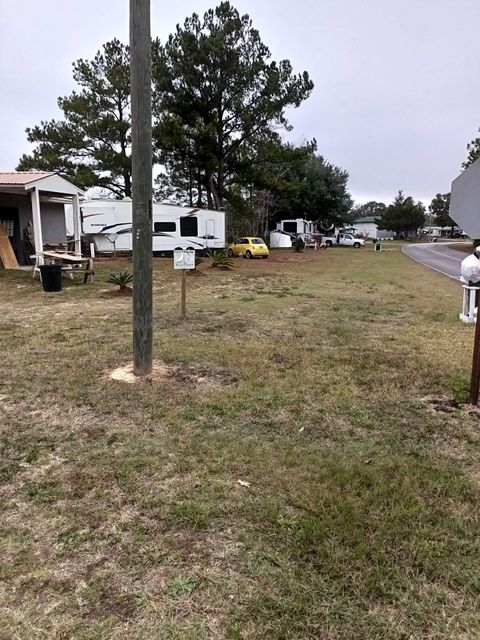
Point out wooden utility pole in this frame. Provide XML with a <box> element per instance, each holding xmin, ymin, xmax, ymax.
<box><xmin>130</xmin><ymin>0</ymin><xmax>153</xmax><ymax>376</ymax></box>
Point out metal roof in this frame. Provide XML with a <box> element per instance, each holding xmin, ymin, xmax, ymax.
<box><xmin>0</xmin><ymin>171</ymin><xmax>54</xmax><ymax>185</ymax></box>
<box><xmin>355</xmin><ymin>216</ymin><xmax>378</xmax><ymax>224</ymax></box>
<box><xmin>0</xmin><ymin>171</ymin><xmax>83</xmax><ymax>196</ymax></box>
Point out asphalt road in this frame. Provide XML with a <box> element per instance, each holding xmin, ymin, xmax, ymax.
<box><xmin>402</xmin><ymin>242</ymin><xmax>467</xmax><ymax>280</ymax></box>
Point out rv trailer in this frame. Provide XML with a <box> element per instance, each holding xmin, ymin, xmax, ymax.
<box><xmin>66</xmin><ymin>199</ymin><xmax>225</xmax><ymax>253</ymax></box>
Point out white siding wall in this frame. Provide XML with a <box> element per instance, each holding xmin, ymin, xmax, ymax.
<box><xmin>355</xmin><ymin>222</ymin><xmax>378</xmax><ymax>238</ymax></box>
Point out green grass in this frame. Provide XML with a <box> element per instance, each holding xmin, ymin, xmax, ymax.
<box><xmin>1</xmin><ymin>246</ymin><xmax>480</xmax><ymax>638</ymax></box>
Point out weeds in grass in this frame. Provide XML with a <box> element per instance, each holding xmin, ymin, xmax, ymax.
<box><xmin>452</xmin><ymin>374</ymin><xmax>470</xmax><ymax>404</ymax></box>
<box><xmin>168</xmin><ymin>574</ymin><xmax>196</xmax><ymax>598</ymax></box>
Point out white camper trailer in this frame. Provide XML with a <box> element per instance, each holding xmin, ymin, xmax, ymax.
<box><xmin>66</xmin><ymin>199</ymin><xmax>225</xmax><ymax>253</ymax></box>
<box><xmin>274</xmin><ymin>219</ymin><xmax>320</xmax><ymax>247</ymax></box>
<box><xmin>276</xmin><ymin>219</ymin><xmax>317</xmax><ymax>237</ymax></box>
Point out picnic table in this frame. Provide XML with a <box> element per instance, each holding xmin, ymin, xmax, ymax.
<box><xmin>33</xmin><ymin>251</ymin><xmax>95</xmax><ymax>283</ymax></box>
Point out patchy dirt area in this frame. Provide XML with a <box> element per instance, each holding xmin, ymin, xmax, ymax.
<box><xmin>106</xmin><ymin>360</ymin><xmax>237</xmax><ymax>388</ymax></box>
<box><xmin>421</xmin><ymin>394</ymin><xmax>480</xmax><ymax>416</ymax></box>
<box><xmin>262</xmin><ymin>253</ymin><xmax>313</xmax><ymax>263</ymax></box>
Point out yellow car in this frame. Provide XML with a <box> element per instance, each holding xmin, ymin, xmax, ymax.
<box><xmin>227</xmin><ymin>237</ymin><xmax>269</xmax><ymax>259</ymax></box>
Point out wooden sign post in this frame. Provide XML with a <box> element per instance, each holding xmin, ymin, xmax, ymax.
<box><xmin>174</xmin><ymin>250</ymin><xmax>195</xmax><ymax>318</ymax></box>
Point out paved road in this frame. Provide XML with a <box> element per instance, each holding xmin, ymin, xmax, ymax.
<box><xmin>402</xmin><ymin>242</ymin><xmax>467</xmax><ymax>280</ymax></box>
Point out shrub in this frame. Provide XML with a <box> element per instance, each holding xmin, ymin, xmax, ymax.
<box><xmin>106</xmin><ymin>271</ymin><xmax>133</xmax><ymax>290</ymax></box>
<box><xmin>293</xmin><ymin>237</ymin><xmax>305</xmax><ymax>253</ymax></box>
<box><xmin>207</xmin><ymin>250</ymin><xmax>235</xmax><ymax>270</ymax></box>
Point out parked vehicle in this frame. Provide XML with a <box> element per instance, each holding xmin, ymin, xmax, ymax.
<box><xmin>228</xmin><ymin>237</ymin><xmax>269</xmax><ymax>258</ymax></box>
<box><xmin>65</xmin><ymin>199</ymin><xmax>225</xmax><ymax>253</ymax></box>
<box><xmin>323</xmin><ymin>233</ymin><xmax>364</xmax><ymax>248</ymax></box>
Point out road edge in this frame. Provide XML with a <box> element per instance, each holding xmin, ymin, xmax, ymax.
<box><xmin>401</xmin><ymin>244</ymin><xmax>460</xmax><ymax>281</ymax></box>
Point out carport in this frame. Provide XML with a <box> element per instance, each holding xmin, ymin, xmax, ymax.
<box><xmin>0</xmin><ymin>171</ymin><xmax>83</xmax><ymax>266</ymax></box>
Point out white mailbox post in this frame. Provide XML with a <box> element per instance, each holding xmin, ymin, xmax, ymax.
<box><xmin>174</xmin><ymin>250</ymin><xmax>195</xmax><ymax>317</ymax></box>
<box><xmin>174</xmin><ymin>249</ymin><xmax>195</xmax><ymax>270</ymax></box>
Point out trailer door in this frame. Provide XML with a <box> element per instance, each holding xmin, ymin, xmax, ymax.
<box><xmin>205</xmin><ymin>219</ymin><xmax>215</xmax><ymax>249</ymax></box>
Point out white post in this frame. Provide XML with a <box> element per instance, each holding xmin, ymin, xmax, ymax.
<box><xmin>72</xmin><ymin>194</ymin><xmax>81</xmax><ymax>255</ymax></box>
<box><xmin>30</xmin><ymin>187</ymin><xmax>44</xmax><ymax>265</ymax></box>
<box><xmin>460</xmin><ymin>285</ymin><xmax>479</xmax><ymax>324</ymax></box>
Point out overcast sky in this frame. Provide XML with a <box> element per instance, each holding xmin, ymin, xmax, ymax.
<box><xmin>1</xmin><ymin>0</ymin><xmax>479</xmax><ymax>205</ymax></box>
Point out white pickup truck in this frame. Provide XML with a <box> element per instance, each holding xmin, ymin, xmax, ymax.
<box><xmin>323</xmin><ymin>233</ymin><xmax>365</xmax><ymax>249</ymax></box>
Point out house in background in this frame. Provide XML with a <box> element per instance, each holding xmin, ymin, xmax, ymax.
<box><xmin>0</xmin><ymin>172</ymin><xmax>83</xmax><ymax>266</ymax></box>
<box><xmin>353</xmin><ymin>216</ymin><xmax>393</xmax><ymax>239</ymax></box>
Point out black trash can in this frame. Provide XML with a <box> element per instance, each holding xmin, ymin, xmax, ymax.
<box><xmin>39</xmin><ymin>264</ymin><xmax>62</xmax><ymax>292</ymax></box>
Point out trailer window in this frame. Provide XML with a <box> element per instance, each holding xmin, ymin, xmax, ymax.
<box><xmin>154</xmin><ymin>221</ymin><xmax>176</xmax><ymax>233</ymax></box>
<box><xmin>180</xmin><ymin>216</ymin><xmax>198</xmax><ymax>237</ymax></box>
<box><xmin>283</xmin><ymin>222</ymin><xmax>297</xmax><ymax>234</ymax></box>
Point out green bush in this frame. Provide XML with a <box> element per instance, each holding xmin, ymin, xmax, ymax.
<box><xmin>293</xmin><ymin>237</ymin><xmax>305</xmax><ymax>253</ymax></box>
<box><xmin>106</xmin><ymin>271</ymin><xmax>133</xmax><ymax>290</ymax></box>
<box><xmin>207</xmin><ymin>250</ymin><xmax>235</xmax><ymax>269</ymax></box>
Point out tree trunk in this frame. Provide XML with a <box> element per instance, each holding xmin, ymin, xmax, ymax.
<box><xmin>206</xmin><ymin>174</ymin><xmax>213</xmax><ymax>210</ymax></box>
<box><xmin>206</xmin><ymin>171</ymin><xmax>220</xmax><ymax>210</ymax></box>
<box><xmin>188</xmin><ymin>163</ymin><xmax>193</xmax><ymax>207</ymax></box>
<box><xmin>196</xmin><ymin>173</ymin><xmax>203</xmax><ymax>208</ymax></box>
<box><xmin>124</xmin><ymin>171</ymin><xmax>132</xmax><ymax>198</ymax></box>
<box><xmin>217</xmin><ymin>159</ymin><xmax>224</xmax><ymax>209</ymax></box>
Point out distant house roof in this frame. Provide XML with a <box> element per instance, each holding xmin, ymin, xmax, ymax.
<box><xmin>355</xmin><ymin>216</ymin><xmax>378</xmax><ymax>224</ymax></box>
<box><xmin>0</xmin><ymin>171</ymin><xmax>83</xmax><ymax>196</ymax></box>
<box><xmin>0</xmin><ymin>171</ymin><xmax>54</xmax><ymax>185</ymax></box>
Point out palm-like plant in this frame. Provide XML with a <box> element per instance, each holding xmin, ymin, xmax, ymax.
<box><xmin>293</xmin><ymin>237</ymin><xmax>305</xmax><ymax>252</ymax></box>
<box><xmin>207</xmin><ymin>250</ymin><xmax>235</xmax><ymax>270</ymax></box>
<box><xmin>106</xmin><ymin>270</ymin><xmax>133</xmax><ymax>291</ymax></box>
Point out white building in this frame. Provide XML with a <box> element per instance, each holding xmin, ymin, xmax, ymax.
<box><xmin>353</xmin><ymin>216</ymin><xmax>393</xmax><ymax>239</ymax></box>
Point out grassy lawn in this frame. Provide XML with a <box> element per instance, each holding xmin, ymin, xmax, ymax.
<box><xmin>1</xmin><ymin>245</ymin><xmax>480</xmax><ymax>639</ymax></box>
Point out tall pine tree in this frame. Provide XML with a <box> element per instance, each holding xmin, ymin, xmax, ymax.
<box><xmin>152</xmin><ymin>2</ymin><xmax>313</xmax><ymax>209</ymax></box>
<box><xmin>18</xmin><ymin>39</ymin><xmax>131</xmax><ymax>197</ymax></box>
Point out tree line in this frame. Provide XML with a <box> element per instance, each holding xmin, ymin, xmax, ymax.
<box><xmin>352</xmin><ymin>191</ymin><xmax>454</xmax><ymax>238</ymax></box>
<box><xmin>18</xmin><ymin>2</ymin><xmax>353</xmax><ymax>237</ymax></box>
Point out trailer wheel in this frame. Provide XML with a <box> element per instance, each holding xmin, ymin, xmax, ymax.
<box><xmin>354</xmin><ymin>242</ymin><xmax>361</xmax><ymax>249</ymax></box>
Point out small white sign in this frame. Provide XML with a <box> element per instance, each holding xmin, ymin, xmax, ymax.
<box><xmin>174</xmin><ymin>249</ymin><xmax>195</xmax><ymax>270</ymax></box>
